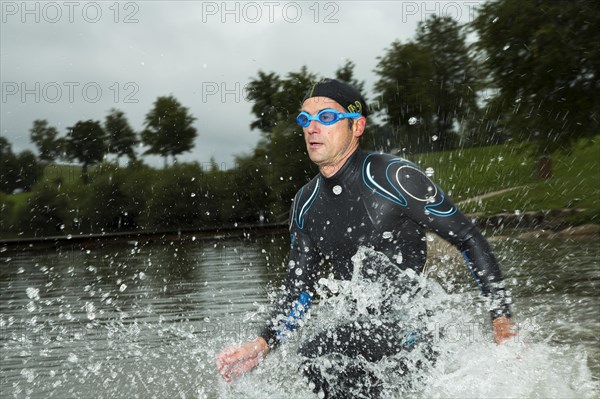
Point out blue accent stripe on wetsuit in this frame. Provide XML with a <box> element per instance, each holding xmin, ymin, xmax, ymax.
<box><xmin>276</xmin><ymin>291</ymin><xmax>312</xmax><ymax>340</ymax></box>
<box><xmin>400</xmin><ymin>331</ymin><xmax>419</xmax><ymax>348</ymax></box>
<box><xmin>362</xmin><ymin>154</ymin><xmax>408</xmax><ymax>206</ymax></box>
<box><xmin>462</xmin><ymin>250</ymin><xmax>484</xmax><ymax>292</ymax></box>
<box><xmin>295</xmin><ymin>179</ymin><xmax>320</xmax><ymax>229</ymax></box>
<box><xmin>424</xmin><ymin>193</ymin><xmax>458</xmax><ymax>217</ymax></box>
<box><xmin>385</xmin><ymin>160</ymin><xmax>410</xmax><ymax>206</ymax></box>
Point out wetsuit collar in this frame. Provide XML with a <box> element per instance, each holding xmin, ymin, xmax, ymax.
<box><xmin>319</xmin><ymin>148</ymin><xmax>362</xmax><ymax>189</ymax></box>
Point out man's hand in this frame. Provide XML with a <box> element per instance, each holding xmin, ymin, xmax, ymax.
<box><xmin>216</xmin><ymin>337</ymin><xmax>270</xmax><ymax>382</ymax></box>
<box><xmin>493</xmin><ymin>316</ymin><xmax>518</xmax><ymax>344</ymax></box>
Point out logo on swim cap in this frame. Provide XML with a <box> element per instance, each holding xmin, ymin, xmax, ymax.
<box><xmin>347</xmin><ymin>100</ymin><xmax>363</xmax><ymax>115</ymax></box>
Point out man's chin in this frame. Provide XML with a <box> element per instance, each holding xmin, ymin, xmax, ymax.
<box><xmin>307</xmin><ymin>149</ymin><xmax>322</xmax><ymax>163</ymax></box>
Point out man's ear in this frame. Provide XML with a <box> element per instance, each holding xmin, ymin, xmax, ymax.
<box><xmin>352</xmin><ymin>117</ymin><xmax>366</xmax><ymax>138</ymax></box>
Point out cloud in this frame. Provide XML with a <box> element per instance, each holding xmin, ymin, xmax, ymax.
<box><xmin>1</xmin><ymin>0</ymin><xmax>484</xmax><ymax>167</ymax></box>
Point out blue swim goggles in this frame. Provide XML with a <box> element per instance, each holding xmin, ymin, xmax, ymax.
<box><xmin>296</xmin><ymin>108</ymin><xmax>361</xmax><ymax>128</ymax></box>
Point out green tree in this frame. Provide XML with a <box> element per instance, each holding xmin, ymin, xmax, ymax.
<box><xmin>141</xmin><ymin>96</ymin><xmax>197</xmax><ymax>167</ymax></box>
<box><xmin>247</xmin><ymin>66</ymin><xmax>318</xmax><ymax>139</ymax></box>
<box><xmin>115</xmin><ymin>162</ymin><xmax>156</xmax><ymax>229</ymax></box>
<box><xmin>246</xmin><ymin>71</ymin><xmax>282</xmax><ymax>133</ymax></box>
<box><xmin>142</xmin><ymin>163</ymin><xmax>206</xmax><ymax>229</ymax></box>
<box><xmin>0</xmin><ymin>137</ymin><xmax>41</xmax><ymax>193</ymax></box>
<box><xmin>105</xmin><ymin>108</ymin><xmax>138</xmax><ymax>166</ymax></box>
<box><xmin>15</xmin><ymin>150</ymin><xmax>40</xmax><ymax>191</ymax></box>
<box><xmin>66</xmin><ymin>120</ymin><xmax>107</xmax><ymax>183</ymax></box>
<box><xmin>247</xmin><ymin>67</ymin><xmax>320</xmax><ymax>218</ymax></box>
<box><xmin>374</xmin><ymin>41</ymin><xmax>435</xmax><ymax>153</ymax></box>
<box><xmin>0</xmin><ymin>137</ymin><xmax>19</xmax><ymax>193</ymax></box>
<box><xmin>0</xmin><ymin>136</ymin><xmax>11</xmax><ymax>158</ymax></box>
<box><xmin>78</xmin><ymin>165</ymin><xmax>139</xmax><ymax>232</ymax></box>
<box><xmin>335</xmin><ymin>60</ymin><xmax>366</xmax><ymax>94</ymax></box>
<box><xmin>416</xmin><ymin>16</ymin><xmax>479</xmax><ymax>150</ymax></box>
<box><xmin>17</xmin><ymin>181</ymin><xmax>68</xmax><ymax>235</ymax></box>
<box><xmin>230</xmin><ymin>153</ymin><xmax>273</xmax><ymax>223</ymax></box>
<box><xmin>472</xmin><ymin>0</ymin><xmax>600</xmax><ymax>154</ymax></box>
<box><xmin>374</xmin><ymin>16</ymin><xmax>479</xmax><ymax>152</ymax></box>
<box><xmin>30</xmin><ymin>119</ymin><xmax>63</xmax><ymax>163</ymax></box>
<box><xmin>278</xmin><ymin>67</ymin><xmax>320</xmax><ymax>125</ymax></box>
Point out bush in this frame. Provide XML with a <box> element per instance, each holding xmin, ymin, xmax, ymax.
<box><xmin>79</xmin><ymin>166</ymin><xmax>135</xmax><ymax>232</ymax></box>
<box><xmin>15</xmin><ymin>181</ymin><xmax>69</xmax><ymax>236</ymax></box>
<box><xmin>0</xmin><ymin>193</ymin><xmax>17</xmax><ymax>234</ymax></box>
<box><xmin>142</xmin><ymin>163</ymin><xmax>207</xmax><ymax>230</ymax></box>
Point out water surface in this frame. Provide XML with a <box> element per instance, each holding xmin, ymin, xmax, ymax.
<box><xmin>1</xmin><ymin>233</ymin><xmax>598</xmax><ymax>398</ymax></box>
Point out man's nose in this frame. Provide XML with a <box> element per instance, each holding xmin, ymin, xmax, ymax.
<box><xmin>306</xmin><ymin>120</ymin><xmax>320</xmax><ymax>134</ymax></box>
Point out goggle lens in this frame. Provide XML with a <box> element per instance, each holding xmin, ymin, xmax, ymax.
<box><xmin>318</xmin><ymin>111</ymin><xmax>338</xmax><ymax>124</ymax></box>
<box><xmin>296</xmin><ymin>113</ymin><xmax>310</xmax><ymax>127</ymax></box>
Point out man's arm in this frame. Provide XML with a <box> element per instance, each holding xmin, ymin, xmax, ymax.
<box><xmin>454</xmin><ymin>226</ymin><xmax>518</xmax><ymax>343</ymax></box>
<box><xmin>454</xmin><ymin>226</ymin><xmax>511</xmax><ymax>319</ymax></box>
<box><xmin>372</xmin><ymin>156</ymin><xmax>517</xmax><ymax>342</ymax></box>
<box><xmin>216</xmin><ymin>231</ymin><xmax>319</xmax><ymax>381</ymax></box>
<box><xmin>259</xmin><ymin>228</ymin><xmax>319</xmax><ymax>347</ymax></box>
<box><xmin>216</xmin><ymin>198</ymin><xmax>320</xmax><ymax>382</ymax></box>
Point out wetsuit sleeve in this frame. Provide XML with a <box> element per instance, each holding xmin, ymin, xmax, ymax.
<box><xmin>384</xmin><ymin>159</ymin><xmax>512</xmax><ymax>319</ymax></box>
<box><xmin>259</xmin><ymin>202</ymin><xmax>321</xmax><ymax>348</ymax></box>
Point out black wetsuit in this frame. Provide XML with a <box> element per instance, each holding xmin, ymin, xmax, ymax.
<box><xmin>260</xmin><ymin>149</ymin><xmax>511</xmax><ymax>398</ymax></box>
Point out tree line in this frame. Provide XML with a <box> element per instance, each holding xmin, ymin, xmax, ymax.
<box><xmin>2</xmin><ymin>1</ymin><xmax>598</xmax><ymax>237</ymax></box>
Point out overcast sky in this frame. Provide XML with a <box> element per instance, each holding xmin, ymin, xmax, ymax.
<box><xmin>1</xmin><ymin>0</ymin><xmax>484</xmax><ymax>169</ymax></box>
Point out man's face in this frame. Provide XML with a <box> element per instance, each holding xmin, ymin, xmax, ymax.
<box><xmin>300</xmin><ymin>96</ymin><xmax>362</xmax><ymax>170</ymax></box>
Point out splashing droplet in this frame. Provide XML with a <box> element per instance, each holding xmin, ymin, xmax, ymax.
<box><xmin>26</xmin><ymin>287</ymin><xmax>40</xmax><ymax>300</ymax></box>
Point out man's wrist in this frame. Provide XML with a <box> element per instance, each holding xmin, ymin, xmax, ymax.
<box><xmin>254</xmin><ymin>336</ymin><xmax>270</xmax><ymax>356</ymax></box>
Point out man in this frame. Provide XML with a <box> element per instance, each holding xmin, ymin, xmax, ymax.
<box><xmin>216</xmin><ymin>79</ymin><xmax>517</xmax><ymax>397</ymax></box>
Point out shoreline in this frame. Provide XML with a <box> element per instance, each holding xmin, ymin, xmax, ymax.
<box><xmin>0</xmin><ymin>222</ymin><xmax>288</xmax><ymax>253</ymax></box>
<box><xmin>1</xmin><ymin>210</ymin><xmax>598</xmax><ymax>253</ymax></box>
<box><xmin>470</xmin><ymin>208</ymin><xmax>587</xmax><ymax>229</ymax></box>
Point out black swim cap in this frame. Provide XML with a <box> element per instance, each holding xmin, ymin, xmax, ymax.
<box><xmin>302</xmin><ymin>78</ymin><xmax>369</xmax><ymax>117</ymax></box>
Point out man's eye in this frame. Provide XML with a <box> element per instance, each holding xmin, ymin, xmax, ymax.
<box><xmin>320</xmin><ymin>112</ymin><xmax>336</xmax><ymax>122</ymax></box>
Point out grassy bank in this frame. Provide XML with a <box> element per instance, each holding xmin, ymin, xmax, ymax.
<box><xmin>0</xmin><ymin>164</ymin><xmax>83</xmax><ymax>231</ymax></box>
<box><xmin>413</xmin><ymin>136</ymin><xmax>600</xmax><ymax>224</ymax></box>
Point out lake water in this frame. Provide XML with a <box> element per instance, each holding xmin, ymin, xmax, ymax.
<box><xmin>1</xmin><ymin>231</ymin><xmax>598</xmax><ymax>398</ymax></box>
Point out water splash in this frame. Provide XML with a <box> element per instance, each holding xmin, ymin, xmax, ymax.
<box><xmin>222</xmin><ymin>246</ymin><xmax>598</xmax><ymax>398</ymax></box>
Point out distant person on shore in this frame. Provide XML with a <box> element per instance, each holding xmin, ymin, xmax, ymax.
<box><xmin>216</xmin><ymin>79</ymin><xmax>517</xmax><ymax>398</ymax></box>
